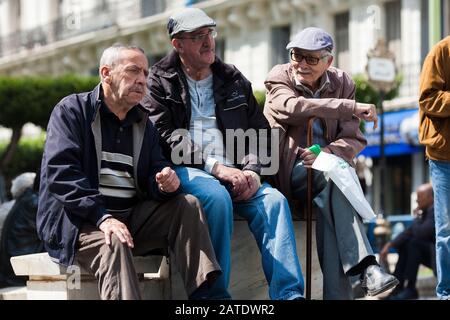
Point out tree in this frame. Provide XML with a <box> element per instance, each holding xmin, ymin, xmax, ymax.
<box><xmin>0</xmin><ymin>75</ymin><xmax>99</xmax><ymax>200</ymax></box>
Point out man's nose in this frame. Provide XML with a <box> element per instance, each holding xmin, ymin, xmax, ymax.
<box><xmin>203</xmin><ymin>35</ymin><xmax>213</xmax><ymax>47</ymax></box>
<box><xmin>137</xmin><ymin>70</ymin><xmax>147</xmax><ymax>84</ymax></box>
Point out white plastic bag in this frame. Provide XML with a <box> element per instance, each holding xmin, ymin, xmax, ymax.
<box><xmin>312</xmin><ymin>152</ymin><xmax>376</xmax><ymax>221</ymax></box>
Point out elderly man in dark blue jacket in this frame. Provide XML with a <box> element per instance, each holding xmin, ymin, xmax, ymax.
<box><xmin>37</xmin><ymin>44</ymin><xmax>221</xmax><ymax>300</ymax></box>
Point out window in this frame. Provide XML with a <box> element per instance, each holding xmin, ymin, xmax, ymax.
<box><xmin>421</xmin><ymin>0</ymin><xmax>429</xmax><ymax>64</ymax></box>
<box><xmin>270</xmin><ymin>25</ymin><xmax>290</xmax><ymax>68</ymax></box>
<box><xmin>141</xmin><ymin>0</ymin><xmax>166</xmax><ymax>18</ymax></box>
<box><xmin>334</xmin><ymin>11</ymin><xmax>350</xmax><ymax>71</ymax></box>
<box><xmin>442</xmin><ymin>0</ymin><xmax>450</xmax><ymax>39</ymax></box>
<box><xmin>385</xmin><ymin>0</ymin><xmax>401</xmax><ymax>62</ymax></box>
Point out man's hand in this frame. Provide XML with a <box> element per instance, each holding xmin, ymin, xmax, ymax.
<box><xmin>355</xmin><ymin>102</ymin><xmax>378</xmax><ymax>129</ymax></box>
<box><xmin>156</xmin><ymin>167</ymin><xmax>180</xmax><ymax>193</ymax></box>
<box><xmin>234</xmin><ymin>171</ymin><xmax>261</xmax><ymax>202</ymax></box>
<box><xmin>99</xmin><ymin>217</ymin><xmax>134</xmax><ymax>248</ymax></box>
<box><xmin>379</xmin><ymin>242</ymin><xmax>392</xmax><ymax>264</ymax></box>
<box><xmin>298</xmin><ymin>146</ymin><xmax>331</xmax><ymax>167</ymax></box>
<box><xmin>212</xmin><ymin>164</ymin><xmax>248</xmax><ymax>197</ymax></box>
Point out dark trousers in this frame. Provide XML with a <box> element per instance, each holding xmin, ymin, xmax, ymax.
<box><xmin>394</xmin><ymin>237</ymin><xmax>434</xmax><ymax>289</ymax></box>
<box><xmin>75</xmin><ymin>194</ymin><xmax>221</xmax><ymax>300</ymax></box>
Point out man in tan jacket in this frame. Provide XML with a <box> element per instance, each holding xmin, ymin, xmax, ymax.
<box><xmin>264</xmin><ymin>27</ymin><xmax>398</xmax><ymax>299</ymax></box>
<box><xmin>419</xmin><ymin>36</ymin><xmax>450</xmax><ymax>300</ymax></box>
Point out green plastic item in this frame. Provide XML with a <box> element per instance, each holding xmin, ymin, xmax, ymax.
<box><xmin>308</xmin><ymin>144</ymin><xmax>321</xmax><ymax>155</ymax></box>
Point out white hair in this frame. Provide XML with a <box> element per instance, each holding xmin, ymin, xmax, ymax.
<box><xmin>99</xmin><ymin>44</ymin><xmax>145</xmax><ymax>79</ymax></box>
<box><xmin>10</xmin><ymin>172</ymin><xmax>36</xmax><ymax>199</ymax></box>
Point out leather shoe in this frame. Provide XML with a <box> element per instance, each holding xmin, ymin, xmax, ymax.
<box><xmin>360</xmin><ymin>265</ymin><xmax>399</xmax><ymax>297</ymax></box>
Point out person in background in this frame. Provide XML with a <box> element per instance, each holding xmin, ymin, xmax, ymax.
<box><xmin>0</xmin><ymin>172</ymin><xmax>43</xmax><ymax>287</ymax></box>
<box><xmin>419</xmin><ymin>36</ymin><xmax>450</xmax><ymax>300</ymax></box>
<box><xmin>380</xmin><ymin>183</ymin><xmax>435</xmax><ymax>300</ymax></box>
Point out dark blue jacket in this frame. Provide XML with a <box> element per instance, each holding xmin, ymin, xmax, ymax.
<box><xmin>143</xmin><ymin>50</ymin><xmax>271</xmax><ymax>175</ymax></box>
<box><xmin>37</xmin><ymin>84</ymin><xmax>176</xmax><ymax>267</ymax></box>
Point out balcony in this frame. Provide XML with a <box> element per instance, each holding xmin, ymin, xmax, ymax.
<box><xmin>0</xmin><ymin>0</ymin><xmax>169</xmax><ymax>58</ymax></box>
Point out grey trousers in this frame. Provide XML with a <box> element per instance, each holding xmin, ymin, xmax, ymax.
<box><xmin>292</xmin><ymin>164</ymin><xmax>374</xmax><ymax>300</ymax></box>
<box><xmin>75</xmin><ymin>194</ymin><xmax>221</xmax><ymax>300</ymax></box>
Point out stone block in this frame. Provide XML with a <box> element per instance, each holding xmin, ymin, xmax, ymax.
<box><xmin>10</xmin><ymin>252</ymin><xmax>170</xmax><ymax>300</ymax></box>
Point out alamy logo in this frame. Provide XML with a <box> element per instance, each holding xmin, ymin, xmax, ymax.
<box><xmin>170</xmin><ymin>122</ymin><xmax>280</xmax><ymax>175</ymax></box>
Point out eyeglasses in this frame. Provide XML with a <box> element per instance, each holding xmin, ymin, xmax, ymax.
<box><xmin>177</xmin><ymin>30</ymin><xmax>217</xmax><ymax>43</ymax></box>
<box><xmin>290</xmin><ymin>51</ymin><xmax>329</xmax><ymax>65</ymax></box>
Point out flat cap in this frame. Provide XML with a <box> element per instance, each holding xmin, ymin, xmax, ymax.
<box><xmin>286</xmin><ymin>27</ymin><xmax>334</xmax><ymax>52</ymax></box>
<box><xmin>167</xmin><ymin>8</ymin><xmax>216</xmax><ymax>38</ymax></box>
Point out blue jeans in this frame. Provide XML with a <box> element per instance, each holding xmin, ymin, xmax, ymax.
<box><xmin>429</xmin><ymin>160</ymin><xmax>450</xmax><ymax>299</ymax></box>
<box><xmin>174</xmin><ymin>166</ymin><xmax>304</xmax><ymax>300</ymax></box>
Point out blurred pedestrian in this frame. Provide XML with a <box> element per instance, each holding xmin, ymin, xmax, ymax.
<box><xmin>419</xmin><ymin>36</ymin><xmax>450</xmax><ymax>300</ymax></box>
<box><xmin>380</xmin><ymin>183</ymin><xmax>435</xmax><ymax>300</ymax></box>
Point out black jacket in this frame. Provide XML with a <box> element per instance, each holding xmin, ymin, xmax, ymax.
<box><xmin>142</xmin><ymin>50</ymin><xmax>271</xmax><ymax>175</ymax></box>
<box><xmin>391</xmin><ymin>205</ymin><xmax>435</xmax><ymax>248</ymax></box>
<box><xmin>37</xmin><ymin>84</ymin><xmax>176</xmax><ymax>266</ymax></box>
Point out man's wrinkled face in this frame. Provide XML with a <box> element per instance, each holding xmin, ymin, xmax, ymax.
<box><xmin>108</xmin><ymin>49</ymin><xmax>149</xmax><ymax>106</ymax></box>
<box><xmin>290</xmin><ymin>48</ymin><xmax>332</xmax><ymax>89</ymax></box>
<box><xmin>173</xmin><ymin>27</ymin><xmax>216</xmax><ymax>69</ymax></box>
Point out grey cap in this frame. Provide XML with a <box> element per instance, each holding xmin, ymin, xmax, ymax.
<box><xmin>167</xmin><ymin>8</ymin><xmax>216</xmax><ymax>38</ymax></box>
<box><xmin>286</xmin><ymin>27</ymin><xmax>334</xmax><ymax>52</ymax></box>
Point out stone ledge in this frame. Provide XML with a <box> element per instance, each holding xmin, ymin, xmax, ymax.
<box><xmin>11</xmin><ymin>252</ymin><xmax>169</xmax><ymax>278</ymax></box>
<box><xmin>0</xmin><ymin>286</ymin><xmax>27</xmax><ymax>300</ymax></box>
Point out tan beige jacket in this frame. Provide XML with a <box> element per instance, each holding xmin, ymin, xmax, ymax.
<box><xmin>263</xmin><ymin>63</ymin><xmax>366</xmax><ymax>199</ymax></box>
<box><xmin>419</xmin><ymin>36</ymin><xmax>450</xmax><ymax>162</ymax></box>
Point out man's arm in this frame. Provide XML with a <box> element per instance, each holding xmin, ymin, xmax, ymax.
<box><xmin>146</xmin><ymin>122</ymin><xmax>181</xmax><ymax>201</ymax></box>
<box><xmin>44</xmin><ymin>103</ymin><xmax>107</xmax><ymax>226</ymax></box>
<box><xmin>264</xmin><ymin>68</ymin><xmax>377</xmax><ymax>127</ymax></box>
<box><xmin>264</xmin><ymin>73</ymin><xmax>355</xmax><ymax>126</ymax></box>
<box><xmin>419</xmin><ymin>46</ymin><xmax>450</xmax><ymax>118</ymax></box>
<box><xmin>325</xmin><ymin>74</ymin><xmax>368</xmax><ymax>162</ymax></box>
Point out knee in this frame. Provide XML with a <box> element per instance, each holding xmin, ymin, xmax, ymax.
<box><xmin>204</xmin><ymin>184</ymin><xmax>233</xmax><ymax>206</ymax></box>
<box><xmin>263</xmin><ymin>187</ymin><xmax>290</xmax><ymax>212</ymax></box>
<box><xmin>108</xmin><ymin>234</ymin><xmax>131</xmax><ymax>255</ymax></box>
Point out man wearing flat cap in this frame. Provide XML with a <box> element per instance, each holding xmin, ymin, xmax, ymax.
<box><xmin>143</xmin><ymin>8</ymin><xmax>304</xmax><ymax>300</ymax></box>
<box><xmin>264</xmin><ymin>27</ymin><xmax>399</xmax><ymax>299</ymax></box>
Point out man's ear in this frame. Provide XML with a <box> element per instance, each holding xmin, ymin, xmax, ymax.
<box><xmin>327</xmin><ymin>55</ymin><xmax>334</xmax><ymax>68</ymax></box>
<box><xmin>100</xmin><ymin>65</ymin><xmax>112</xmax><ymax>83</ymax></box>
<box><xmin>172</xmin><ymin>38</ymin><xmax>183</xmax><ymax>52</ymax></box>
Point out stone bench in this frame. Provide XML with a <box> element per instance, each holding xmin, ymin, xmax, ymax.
<box><xmin>10</xmin><ymin>252</ymin><xmax>171</xmax><ymax>300</ymax></box>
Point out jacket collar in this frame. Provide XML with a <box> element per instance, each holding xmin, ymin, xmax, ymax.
<box><xmin>152</xmin><ymin>50</ymin><xmax>242</xmax><ymax>86</ymax></box>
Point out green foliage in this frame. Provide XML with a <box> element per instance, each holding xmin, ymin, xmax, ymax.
<box><xmin>353</xmin><ymin>73</ymin><xmax>402</xmax><ymax>105</ymax></box>
<box><xmin>253</xmin><ymin>90</ymin><xmax>266</xmax><ymax>110</ymax></box>
<box><xmin>0</xmin><ymin>74</ymin><xmax>99</xmax><ymax>130</ymax></box>
<box><xmin>353</xmin><ymin>74</ymin><xmax>403</xmax><ymax>132</ymax></box>
<box><xmin>0</xmin><ymin>134</ymin><xmax>45</xmax><ymax>191</ymax></box>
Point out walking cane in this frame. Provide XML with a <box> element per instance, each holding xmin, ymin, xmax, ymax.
<box><xmin>305</xmin><ymin>117</ymin><xmax>315</xmax><ymax>300</ymax></box>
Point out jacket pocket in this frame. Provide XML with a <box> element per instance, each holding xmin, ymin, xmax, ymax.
<box><xmin>419</xmin><ymin>116</ymin><xmax>446</xmax><ymax>148</ymax></box>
